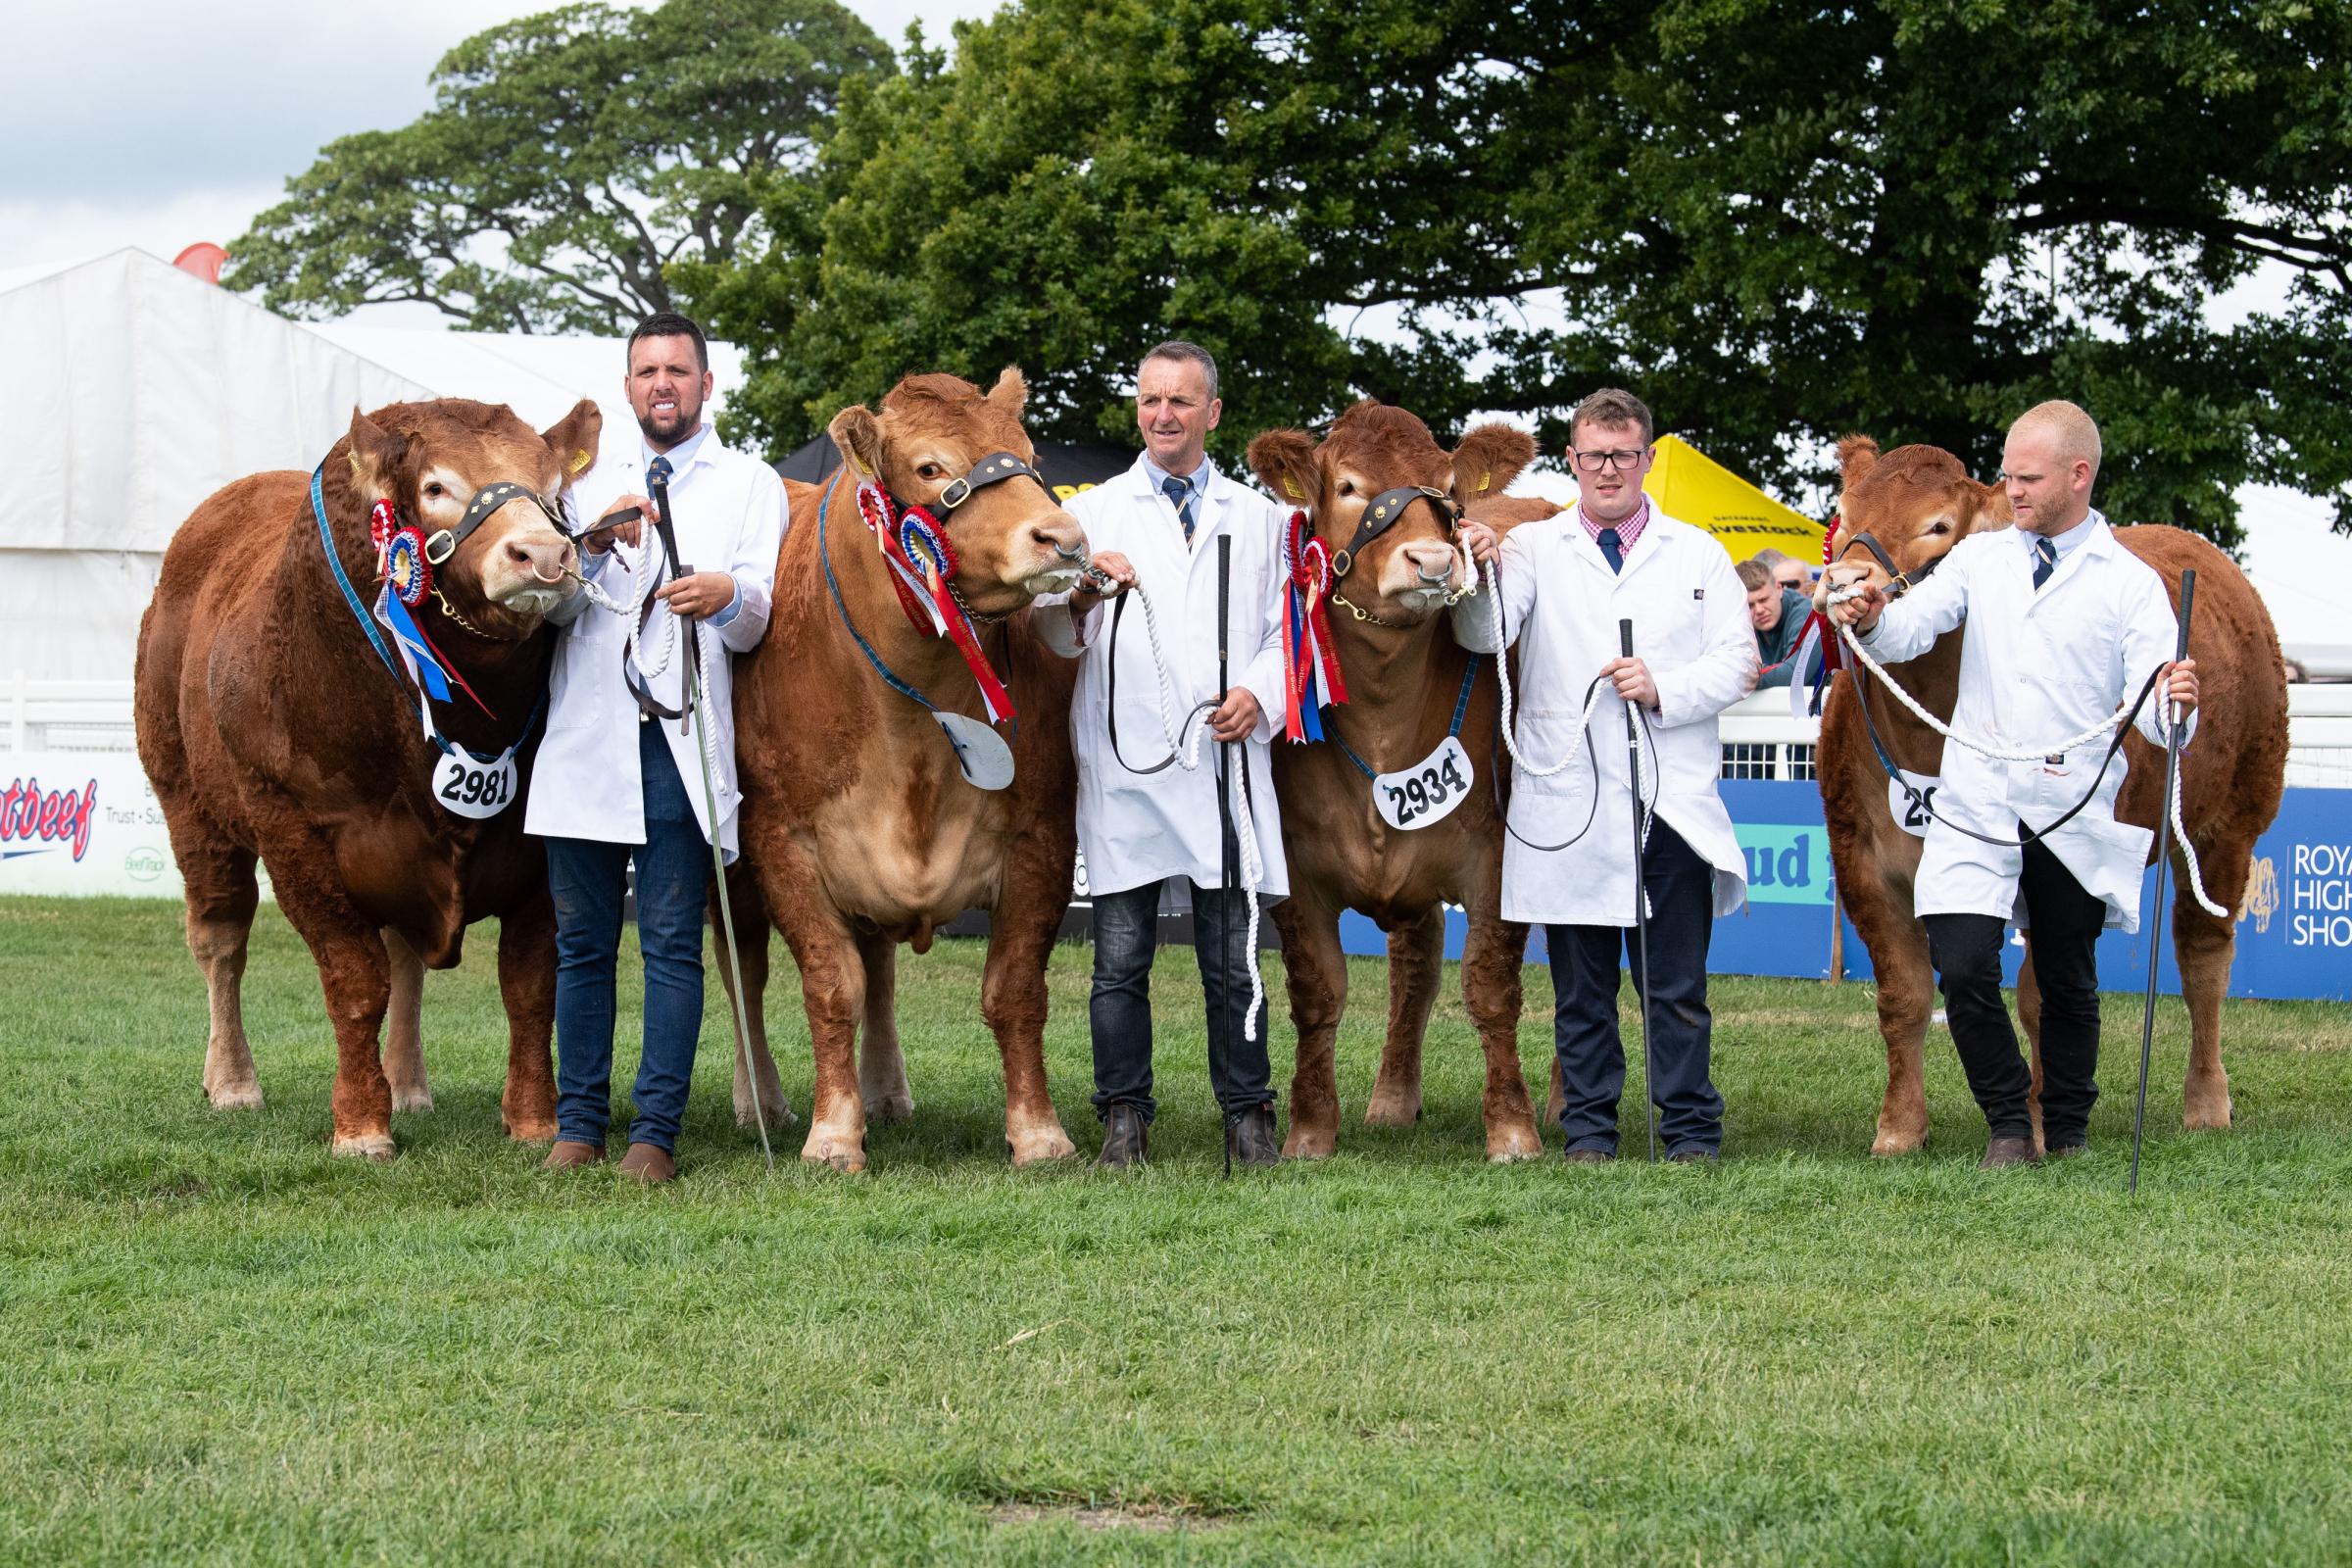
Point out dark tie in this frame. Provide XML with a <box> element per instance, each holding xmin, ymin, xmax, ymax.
<box><xmin>1597</xmin><ymin>526</ymin><xmax>1624</xmax><ymax>574</ymax></box>
<box><xmin>1161</xmin><ymin>474</ymin><xmax>1197</xmax><ymax>544</ymax></box>
<box><xmin>647</xmin><ymin>454</ymin><xmax>672</xmax><ymax>488</ymax></box>
<box><xmin>2032</xmin><ymin>535</ymin><xmax>2056</xmax><ymax>590</ymax></box>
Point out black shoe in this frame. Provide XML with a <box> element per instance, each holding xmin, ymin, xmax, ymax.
<box><xmin>1562</xmin><ymin>1146</ymin><xmax>1615</xmax><ymax>1165</ymax></box>
<box><xmin>1665</xmin><ymin>1146</ymin><xmax>1719</xmax><ymax>1165</ymax></box>
<box><xmin>1980</xmin><ymin>1135</ymin><xmax>2042</xmax><ymax>1169</ymax></box>
<box><xmin>1096</xmin><ymin>1103</ymin><xmax>1149</xmax><ymax>1170</ymax></box>
<box><xmin>1226</xmin><ymin>1104</ymin><xmax>1281</xmax><ymax>1168</ymax></box>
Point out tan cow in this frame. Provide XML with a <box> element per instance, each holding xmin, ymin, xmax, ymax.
<box><xmin>135</xmin><ymin>398</ymin><xmax>600</xmax><ymax>1157</ymax></box>
<box><xmin>1246</xmin><ymin>402</ymin><xmax>1548</xmax><ymax>1160</ymax></box>
<box><xmin>719</xmin><ymin>369</ymin><xmax>1088</xmax><ymax>1171</ymax></box>
<box><xmin>1818</xmin><ymin>437</ymin><xmax>2287</xmax><ymax>1153</ymax></box>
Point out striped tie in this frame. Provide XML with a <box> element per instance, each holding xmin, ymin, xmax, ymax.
<box><xmin>1162</xmin><ymin>474</ymin><xmax>1197</xmax><ymax>544</ymax></box>
<box><xmin>2032</xmin><ymin>535</ymin><xmax>2056</xmax><ymax>590</ymax></box>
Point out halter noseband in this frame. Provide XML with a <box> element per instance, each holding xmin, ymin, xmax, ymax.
<box><xmin>424</xmin><ymin>481</ymin><xmax>568</xmax><ymax>565</ymax></box>
<box><xmin>1836</xmin><ymin>528</ymin><xmax>1945</xmax><ymax>599</ymax></box>
<box><xmin>1330</xmin><ymin>485</ymin><xmax>1460</xmax><ymax>578</ymax></box>
<box><xmin>930</xmin><ymin>451</ymin><xmax>1052</xmax><ymax>513</ymax></box>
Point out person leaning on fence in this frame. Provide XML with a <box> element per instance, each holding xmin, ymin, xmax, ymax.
<box><xmin>1453</xmin><ymin>387</ymin><xmax>1757</xmax><ymax>1163</ymax></box>
<box><xmin>1827</xmin><ymin>399</ymin><xmax>2198</xmax><ymax>1169</ymax></box>
<box><xmin>1739</xmin><ymin>557</ymin><xmax>1818</xmax><ymax>690</ymax></box>
<box><xmin>524</xmin><ymin>312</ymin><xmax>783</xmax><ymax>1185</ymax></box>
<box><xmin>1030</xmin><ymin>340</ymin><xmax>1292</xmax><ymax>1170</ymax></box>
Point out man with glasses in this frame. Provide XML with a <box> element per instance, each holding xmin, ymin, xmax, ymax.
<box><xmin>1455</xmin><ymin>388</ymin><xmax>1756</xmax><ymax>1162</ymax></box>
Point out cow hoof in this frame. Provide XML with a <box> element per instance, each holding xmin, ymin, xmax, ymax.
<box><xmin>391</xmin><ymin>1087</ymin><xmax>434</xmax><ymax>1113</ymax></box>
<box><xmin>2182</xmin><ymin>1087</ymin><xmax>2233</xmax><ymax>1131</ymax></box>
<box><xmin>331</xmin><ymin>1132</ymin><xmax>398</xmax><ymax>1162</ymax></box>
<box><xmin>801</xmin><ymin>1128</ymin><xmax>867</xmax><ymax>1173</ymax></box>
<box><xmin>1282</xmin><ymin>1129</ymin><xmax>1338</xmax><ymax>1160</ymax></box>
<box><xmin>504</xmin><ymin>1117</ymin><xmax>559</xmax><ymax>1144</ymax></box>
<box><xmin>736</xmin><ymin>1098</ymin><xmax>800</xmax><ymax>1131</ymax></box>
<box><xmin>1007</xmin><ymin>1126</ymin><xmax>1078</xmax><ymax>1166</ymax></box>
<box><xmin>1870</xmin><ymin>1128</ymin><xmax>1927</xmax><ymax>1156</ymax></box>
<box><xmin>205</xmin><ymin>1084</ymin><xmax>265</xmax><ymax>1111</ymax></box>
<box><xmin>863</xmin><ymin>1092</ymin><xmax>915</xmax><ymax>1123</ymax></box>
<box><xmin>1485</xmin><ymin>1127</ymin><xmax>1545</xmax><ymax>1163</ymax></box>
<box><xmin>1362</xmin><ymin>1093</ymin><xmax>1422</xmax><ymax>1128</ymax></box>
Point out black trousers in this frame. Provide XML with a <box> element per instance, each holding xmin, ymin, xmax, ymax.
<box><xmin>1545</xmin><ymin>821</ymin><xmax>1724</xmax><ymax>1155</ymax></box>
<box><xmin>1088</xmin><ymin>879</ymin><xmax>1272</xmax><ymax>1124</ymax></box>
<box><xmin>1922</xmin><ymin>835</ymin><xmax>2108</xmax><ymax>1144</ymax></box>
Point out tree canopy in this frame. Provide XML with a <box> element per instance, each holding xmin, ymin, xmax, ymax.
<box><xmin>686</xmin><ymin>0</ymin><xmax>2352</xmax><ymax>542</ymax></box>
<box><xmin>226</xmin><ymin>0</ymin><xmax>891</xmax><ymax>334</ymax></box>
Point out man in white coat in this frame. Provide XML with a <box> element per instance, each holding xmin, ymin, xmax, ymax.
<box><xmin>1831</xmin><ymin>400</ymin><xmax>2198</xmax><ymax>1167</ymax></box>
<box><xmin>1033</xmin><ymin>340</ymin><xmax>1290</xmax><ymax>1168</ymax></box>
<box><xmin>526</xmin><ymin>312</ymin><xmax>784</xmax><ymax>1184</ymax></box>
<box><xmin>1457</xmin><ymin>388</ymin><xmax>1756</xmax><ymax>1163</ymax></box>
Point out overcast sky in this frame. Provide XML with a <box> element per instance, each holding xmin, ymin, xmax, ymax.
<box><xmin>0</xmin><ymin>0</ymin><xmax>999</xmax><ymax>274</ymax></box>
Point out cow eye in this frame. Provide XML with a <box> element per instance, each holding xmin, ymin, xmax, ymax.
<box><xmin>423</xmin><ymin>482</ymin><xmax>446</xmax><ymax>498</ymax></box>
<box><xmin>1337</xmin><ymin>479</ymin><xmax>1355</xmax><ymax>497</ymax></box>
<box><xmin>1926</xmin><ymin>521</ymin><xmax>1949</xmax><ymax>536</ymax></box>
<box><xmin>917</xmin><ymin>463</ymin><xmax>946</xmax><ymax>481</ymax></box>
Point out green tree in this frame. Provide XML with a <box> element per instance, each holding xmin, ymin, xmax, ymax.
<box><xmin>691</xmin><ymin>0</ymin><xmax>2352</xmax><ymax>542</ymax></box>
<box><xmin>227</xmin><ymin>0</ymin><xmax>891</xmax><ymax>334</ymax></box>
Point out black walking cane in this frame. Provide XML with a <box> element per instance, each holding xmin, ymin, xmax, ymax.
<box><xmin>1215</xmin><ymin>535</ymin><xmax>1239</xmax><ymax>1179</ymax></box>
<box><xmin>646</xmin><ymin>467</ymin><xmax>774</xmax><ymax>1171</ymax></box>
<box><xmin>2130</xmin><ymin>568</ymin><xmax>2196</xmax><ymax>1196</ymax></box>
<box><xmin>1621</xmin><ymin>620</ymin><xmax>1659</xmax><ymax>1164</ymax></box>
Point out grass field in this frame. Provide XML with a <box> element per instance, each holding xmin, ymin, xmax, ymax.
<box><xmin>3</xmin><ymin>895</ymin><xmax>2349</xmax><ymax>1565</ymax></box>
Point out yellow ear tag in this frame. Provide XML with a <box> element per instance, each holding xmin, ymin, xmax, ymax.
<box><xmin>568</xmin><ymin>448</ymin><xmax>592</xmax><ymax>475</ymax></box>
<box><xmin>1477</xmin><ymin>471</ymin><xmax>1492</xmax><ymax>493</ymax></box>
<box><xmin>1283</xmin><ymin>476</ymin><xmax>1304</xmax><ymax>500</ymax></box>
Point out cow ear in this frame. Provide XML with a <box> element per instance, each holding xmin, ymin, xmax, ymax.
<box><xmin>541</xmin><ymin>398</ymin><xmax>602</xmax><ymax>486</ymax></box>
<box><xmin>1446</xmin><ymin>421</ymin><xmax>1536</xmax><ymax>507</ymax></box>
<box><xmin>828</xmin><ymin>404</ymin><xmax>883</xmax><ymax>479</ymax></box>
<box><xmin>1837</xmin><ymin>434</ymin><xmax>1881</xmax><ymax>491</ymax></box>
<box><xmin>346</xmin><ymin>407</ymin><xmax>406</xmax><ymax>500</ymax></box>
<box><xmin>1968</xmin><ymin>478</ymin><xmax>2014</xmax><ymax>534</ymax></box>
<box><xmin>986</xmin><ymin>366</ymin><xmax>1028</xmax><ymax>418</ymax></box>
<box><xmin>1247</xmin><ymin>429</ymin><xmax>1317</xmax><ymax>507</ymax></box>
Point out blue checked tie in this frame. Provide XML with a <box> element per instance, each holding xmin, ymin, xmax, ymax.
<box><xmin>1596</xmin><ymin>526</ymin><xmax>1624</xmax><ymax>574</ymax></box>
<box><xmin>2031</xmin><ymin>535</ymin><xmax>2056</xmax><ymax>590</ymax></box>
<box><xmin>1162</xmin><ymin>474</ymin><xmax>1197</xmax><ymax>544</ymax></box>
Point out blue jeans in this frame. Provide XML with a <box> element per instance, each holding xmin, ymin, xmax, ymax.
<box><xmin>545</xmin><ymin>719</ymin><xmax>710</xmax><ymax>1153</ymax></box>
<box><xmin>1545</xmin><ymin>821</ymin><xmax>1725</xmax><ymax>1156</ymax></box>
<box><xmin>1089</xmin><ymin>879</ymin><xmax>1272</xmax><ymax>1124</ymax></box>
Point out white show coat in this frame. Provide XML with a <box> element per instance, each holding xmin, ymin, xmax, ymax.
<box><xmin>524</xmin><ymin>426</ymin><xmax>784</xmax><ymax>856</ymax></box>
<box><xmin>1033</xmin><ymin>455</ymin><xmax>1290</xmax><ymax>898</ymax></box>
<box><xmin>1856</xmin><ymin>512</ymin><xmax>2191</xmax><ymax>933</ymax></box>
<box><xmin>1454</xmin><ymin>510</ymin><xmax>1756</xmax><ymax>926</ymax></box>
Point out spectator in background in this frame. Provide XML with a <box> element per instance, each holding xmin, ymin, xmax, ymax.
<box><xmin>1739</xmin><ymin>558</ymin><xmax>1816</xmax><ymax>689</ymax></box>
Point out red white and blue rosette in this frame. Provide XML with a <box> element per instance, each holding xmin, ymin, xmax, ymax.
<box><xmin>383</xmin><ymin>524</ymin><xmax>433</xmax><ymax>610</ymax></box>
<box><xmin>1282</xmin><ymin>509</ymin><xmax>1347</xmax><ymax>743</ymax></box>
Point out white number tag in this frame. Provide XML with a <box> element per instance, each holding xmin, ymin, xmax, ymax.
<box><xmin>1375</xmin><ymin>735</ymin><xmax>1475</xmax><ymax>832</ymax></box>
<box><xmin>433</xmin><ymin>750</ymin><xmax>519</xmax><ymax>819</ymax></box>
<box><xmin>935</xmin><ymin>711</ymin><xmax>1016</xmax><ymax>791</ymax></box>
<box><xmin>1888</xmin><ymin>770</ymin><xmax>1940</xmax><ymax>838</ymax></box>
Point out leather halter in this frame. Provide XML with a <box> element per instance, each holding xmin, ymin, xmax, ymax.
<box><xmin>1836</xmin><ymin>529</ymin><xmax>1944</xmax><ymax>599</ymax></box>
<box><xmin>929</xmin><ymin>451</ymin><xmax>1051</xmax><ymax>512</ymax></box>
<box><xmin>1331</xmin><ymin>485</ymin><xmax>1459</xmax><ymax>578</ymax></box>
<box><xmin>425</xmin><ymin>480</ymin><xmax>567</xmax><ymax>565</ymax></box>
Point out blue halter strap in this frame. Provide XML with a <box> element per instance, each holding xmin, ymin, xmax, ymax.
<box><xmin>1328</xmin><ymin>656</ymin><xmax>1480</xmax><ymax>780</ymax></box>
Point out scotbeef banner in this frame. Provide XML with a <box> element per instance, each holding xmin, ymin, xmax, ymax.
<box><xmin>0</xmin><ymin>751</ymin><xmax>193</xmax><ymax>898</ymax></box>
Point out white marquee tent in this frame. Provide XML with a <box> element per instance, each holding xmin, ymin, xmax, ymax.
<box><xmin>0</xmin><ymin>247</ymin><xmax>743</xmax><ymax>686</ymax></box>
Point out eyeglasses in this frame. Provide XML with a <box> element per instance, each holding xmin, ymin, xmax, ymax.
<box><xmin>1572</xmin><ymin>448</ymin><xmax>1646</xmax><ymax>473</ymax></box>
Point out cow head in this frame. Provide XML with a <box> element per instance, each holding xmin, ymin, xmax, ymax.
<box><xmin>1820</xmin><ymin>435</ymin><xmax>2012</xmax><ymax>606</ymax></box>
<box><xmin>1249</xmin><ymin>402</ymin><xmax>1535</xmax><ymax>627</ymax></box>
<box><xmin>827</xmin><ymin>368</ymin><xmax>1088</xmax><ymax>616</ymax></box>
<box><xmin>346</xmin><ymin>397</ymin><xmax>600</xmax><ymax>636</ymax></box>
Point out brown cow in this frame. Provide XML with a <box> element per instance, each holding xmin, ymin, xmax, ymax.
<box><xmin>1818</xmin><ymin>437</ymin><xmax>2287</xmax><ymax>1154</ymax></box>
<box><xmin>1246</xmin><ymin>403</ymin><xmax>1548</xmax><ymax>1160</ymax></box>
<box><xmin>719</xmin><ymin>369</ymin><xmax>1089</xmax><ymax>1171</ymax></box>
<box><xmin>135</xmin><ymin>398</ymin><xmax>600</xmax><ymax>1158</ymax></box>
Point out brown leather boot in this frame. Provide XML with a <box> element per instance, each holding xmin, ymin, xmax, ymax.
<box><xmin>1980</xmin><ymin>1136</ymin><xmax>2042</xmax><ymax>1169</ymax></box>
<box><xmin>1095</xmin><ymin>1103</ymin><xmax>1149</xmax><ymax>1170</ymax></box>
<box><xmin>541</xmin><ymin>1140</ymin><xmax>605</xmax><ymax>1171</ymax></box>
<box><xmin>1227</xmin><ymin>1104</ymin><xmax>1281</xmax><ymax>1168</ymax></box>
<box><xmin>616</xmin><ymin>1143</ymin><xmax>678</xmax><ymax>1184</ymax></box>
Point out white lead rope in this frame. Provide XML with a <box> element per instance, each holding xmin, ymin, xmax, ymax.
<box><xmin>1115</xmin><ymin>582</ymin><xmax>1269</xmax><ymax>1042</ymax></box>
<box><xmin>1827</xmin><ymin>587</ymin><xmax>2226</xmax><ymax>919</ymax></box>
<box><xmin>570</xmin><ymin>550</ymin><xmax>726</xmax><ymax>786</ymax></box>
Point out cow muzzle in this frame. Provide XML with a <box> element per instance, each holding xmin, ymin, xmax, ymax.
<box><xmin>1022</xmin><ymin>519</ymin><xmax>1089</xmax><ymax>596</ymax></box>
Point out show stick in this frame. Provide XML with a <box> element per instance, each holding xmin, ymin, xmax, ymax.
<box><xmin>2131</xmin><ymin>568</ymin><xmax>2195</xmax><ymax>1196</ymax></box>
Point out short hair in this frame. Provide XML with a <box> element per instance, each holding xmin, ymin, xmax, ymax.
<box><xmin>1736</xmin><ymin>559</ymin><xmax>1774</xmax><ymax>592</ymax></box>
<box><xmin>627</xmin><ymin>311</ymin><xmax>710</xmax><ymax>373</ymax></box>
<box><xmin>2009</xmin><ymin>399</ymin><xmax>2102</xmax><ymax>477</ymax></box>
<box><xmin>1569</xmin><ymin>387</ymin><xmax>1654</xmax><ymax>446</ymax></box>
<box><xmin>1748</xmin><ymin>547</ymin><xmax>1790</xmax><ymax>567</ymax></box>
<box><xmin>1141</xmin><ymin>339</ymin><xmax>1219</xmax><ymax>401</ymax></box>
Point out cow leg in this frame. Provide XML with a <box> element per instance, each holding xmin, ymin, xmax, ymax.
<box><xmin>265</xmin><ymin>840</ymin><xmax>397</xmax><ymax>1159</ymax></box>
<box><xmin>1274</xmin><ymin>890</ymin><xmax>1347</xmax><ymax>1159</ymax></box>
<box><xmin>750</xmin><ymin>846</ymin><xmax>868</xmax><ymax>1171</ymax></box>
<box><xmin>495</xmin><ymin>894</ymin><xmax>560</xmax><ymax>1142</ymax></box>
<box><xmin>1463</xmin><ymin>909</ymin><xmax>1540</xmax><ymax>1162</ymax></box>
<box><xmin>2017</xmin><ymin>948</ymin><xmax>2046</xmax><ymax>1155</ymax></box>
<box><xmin>983</xmin><ymin>866</ymin><xmax>1078</xmax><ymax>1168</ymax></box>
<box><xmin>181</xmin><ymin>840</ymin><xmax>263</xmax><ymax>1110</ymax></box>
<box><xmin>857</xmin><ymin>930</ymin><xmax>914</xmax><ymax>1122</ymax></box>
<box><xmin>711</xmin><ymin>868</ymin><xmax>794</xmax><ymax>1131</ymax></box>
<box><xmin>1848</xmin><ymin>875</ymin><xmax>1936</xmax><ymax>1156</ymax></box>
<box><xmin>2174</xmin><ymin>833</ymin><xmax>2246</xmax><ymax>1131</ymax></box>
<box><xmin>1365</xmin><ymin>907</ymin><xmax>1441</xmax><ymax>1127</ymax></box>
<box><xmin>381</xmin><ymin>929</ymin><xmax>431</xmax><ymax>1113</ymax></box>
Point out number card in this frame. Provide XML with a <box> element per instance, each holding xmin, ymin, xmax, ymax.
<box><xmin>1887</xmin><ymin>771</ymin><xmax>1940</xmax><ymax>839</ymax></box>
<box><xmin>433</xmin><ymin>750</ymin><xmax>520</xmax><ymax>820</ymax></box>
<box><xmin>1375</xmin><ymin>736</ymin><xmax>1475</xmax><ymax>833</ymax></box>
<box><xmin>935</xmin><ymin>711</ymin><xmax>1016</xmax><ymax>791</ymax></box>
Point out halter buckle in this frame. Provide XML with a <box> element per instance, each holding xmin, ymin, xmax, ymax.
<box><xmin>424</xmin><ymin>530</ymin><xmax>457</xmax><ymax>565</ymax></box>
<box><xmin>938</xmin><ymin>476</ymin><xmax>974</xmax><ymax>510</ymax></box>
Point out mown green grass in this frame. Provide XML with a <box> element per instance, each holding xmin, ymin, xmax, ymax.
<box><xmin>2</xmin><ymin>895</ymin><xmax>2348</xmax><ymax>1566</ymax></box>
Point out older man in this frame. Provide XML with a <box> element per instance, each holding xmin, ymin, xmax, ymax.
<box><xmin>1033</xmin><ymin>340</ymin><xmax>1290</xmax><ymax>1169</ymax></box>
<box><xmin>1457</xmin><ymin>388</ymin><xmax>1756</xmax><ymax>1162</ymax></box>
<box><xmin>527</xmin><ymin>312</ymin><xmax>783</xmax><ymax>1184</ymax></box>
<box><xmin>1830</xmin><ymin>400</ymin><xmax>2199</xmax><ymax>1167</ymax></box>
